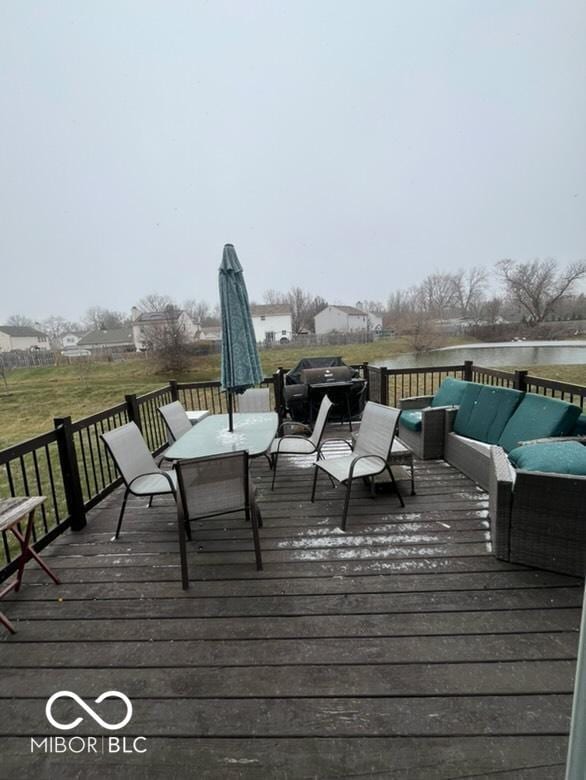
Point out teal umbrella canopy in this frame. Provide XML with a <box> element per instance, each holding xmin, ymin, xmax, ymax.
<box><xmin>219</xmin><ymin>244</ymin><xmax>263</xmax><ymax>405</ymax></box>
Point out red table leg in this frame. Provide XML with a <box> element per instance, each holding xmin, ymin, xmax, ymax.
<box><xmin>11</xmin><ymin>508</ymin><xmax>61</xmax><ymax>592</ymax></box>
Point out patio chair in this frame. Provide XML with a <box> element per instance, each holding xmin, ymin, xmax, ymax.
<box><xmin>174</xmin><ymin>451</ymin><xmax>262</xmax><ymax>589</ymax></box>
<box><xmin>158</xmin><ymin>401</ymin><xmax>193</xmax><ymax>443</ymax></box>
<box><xmin>270</xmin><ymin>394</ymin><xmax>334</xmax><ymax>490</ymax></box>
<box><xmin>237</xmin><ymin>388</ymin><xmax>271</xmax><ymax>412</ymax></box>
<box><xmin>311</xmin><ymin>402</ymin><xmax>405</xmax><ymax>530</ymax></box>
<box><xmin>101</xmin><ymin>422</ymin><xmax>177</xmax><ymax>539</ymax></box>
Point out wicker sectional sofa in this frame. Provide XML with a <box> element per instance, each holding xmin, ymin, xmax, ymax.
<box><xmin>399</xmin><ymin>377</ymin><xmax>586</xmax><ymax>576</ymax></box>
<box><xmin>489</xmin><ymin>441</ymin><xmax>586</xmax><ymax>576</ymax></box>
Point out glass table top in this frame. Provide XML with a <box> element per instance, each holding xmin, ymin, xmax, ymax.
<box><xmin>164</xmin><ymin>412</ymin><xmax>278</xmax><ymax>460</ymax></box>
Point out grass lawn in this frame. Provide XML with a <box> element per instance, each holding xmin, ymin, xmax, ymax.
<box><xmin>0</xmin><ymin>338</ymin><xmax>421</xmax><ymax>448</ymax></box>
<box><xmin>2</xmin><ymin>337</ymin><xmax>583</xmax><ymax>450</ymax></box>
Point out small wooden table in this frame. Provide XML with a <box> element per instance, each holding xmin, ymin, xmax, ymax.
<box><xmin>0</xmin><ymin>497</ymin><xmax>61</xmax><ymax>634</ymax></box>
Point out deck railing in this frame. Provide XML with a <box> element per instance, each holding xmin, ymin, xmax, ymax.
<box><xmin>1</xmin><ymin>361</ymin><xmax>584</xmax><ymax>582</ymax></box>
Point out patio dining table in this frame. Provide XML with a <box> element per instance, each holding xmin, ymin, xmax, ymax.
<box><xmin>164</xmin><ymin>412</ymin><xmax>279</xmax><ymax>460</ymax></box>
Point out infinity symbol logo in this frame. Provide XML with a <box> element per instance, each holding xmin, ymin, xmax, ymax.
<box><xmin>46</xmin><ymin>691</ymin><xmax>133</xmax><ymax>731</ymax></box>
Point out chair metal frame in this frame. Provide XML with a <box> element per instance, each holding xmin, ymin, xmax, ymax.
<box><xmin>271</xmin><ymin>395</ymin><xmax>334</xmax><ymax>490</ymax></box>
<box><xmin>311</xmin><ymin>402</ymin><xmax>406</xmax><ymax>531</ymax></box>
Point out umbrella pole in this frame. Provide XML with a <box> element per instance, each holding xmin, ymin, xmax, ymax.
<box><xmin>228</xmin><ymin>391</ymin><xmax>234</xmax><ymax>432</ymax></box>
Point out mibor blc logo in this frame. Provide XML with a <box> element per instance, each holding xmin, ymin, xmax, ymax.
<box><xmin>31</xmin><ymin>690</ymin><xmax>147</xmax><ymax>755</ymax></box>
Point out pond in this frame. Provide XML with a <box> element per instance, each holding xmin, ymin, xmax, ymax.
<box><xmin>377</xmin><ymin>340</ymin><xmax>586</xmax><ymax>369</ymax></box>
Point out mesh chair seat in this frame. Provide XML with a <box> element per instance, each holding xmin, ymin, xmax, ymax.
<box><xmin>316</xmin><ymin>454</ymin><xmax>387</xmax><ymax>483</ymax></box>
<box><xmin>131</xmin><ymin>471</ymin><xmax>177</xmax><ymax>496</ymax></box>
<box><xmin>270</xmin><ymin>438</ymin><xmax>317</xmax><ymax>455</ymax></box>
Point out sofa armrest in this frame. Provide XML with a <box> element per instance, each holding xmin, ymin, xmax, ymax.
<box><xmin>518</xmin><ymin>435</ymin><xmax>586</xmax><ymax>447</ymax></box>
<box><xmin>509</xmin><ymin>470</ymin><xmax>586</xmax><ymax>577</ymax></box>
<box><xmin>399</xmin><ymin>395</ymin><xmax>434</xmax><ymax>410</ymax></box>
<box><xmin>489</xmin><ymin>446</ymin><xmax>515</xmax><ymax>561</ymax></box>
<box><xmin>444</xmin><ymin>407</ymin><xmax>458</xmax><ymax>434</ymax></box>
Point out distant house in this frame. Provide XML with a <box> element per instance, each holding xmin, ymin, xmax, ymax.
<box><xmin>250</xmin><ymin>305</ymin><xmax>293</xmax><ymax>345</ymax></box>
<box><xmin>131</xmin><ymin>306</ymin><xmax>198</xmax><ymax>351</ymax></box>
<box><xmin>0</xmin><ymin>325</ymin><xmax>51</xmax><ymax>352</ymax></box>
<box><xmin>198</xmin><ymin>325</ymin><xmax>222</xmax><ymax>342</ymax></box>
<box><xmin>314</xmin><ymin>305</ymin><xmax>370</xmax><ymax>334</ymax></box>
<box><xmin>61</xmin><ymin>332</ymin><xmax>82</xmax><ymax>349</ymax></box>
<box><xmin>77</xmin><ymin>328</ymin><xmax>135</xmax><ymax>352</ymax></box>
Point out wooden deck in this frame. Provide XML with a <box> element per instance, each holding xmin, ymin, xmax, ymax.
<box><xmin>0</xmin><ymin>429</ymin><xmax>583</xmax><ymax>778</ymax></box>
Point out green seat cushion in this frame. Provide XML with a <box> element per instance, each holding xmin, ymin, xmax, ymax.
<box><xmin>453</xmin><ymin>383</ymin><xmax>524</xmax><ymax>444</ymax></box>
<box><xmin>508</xmin><ymin>441</ymin><xmax>586</xmax><ymax>476</ymax></box>
<box><xmin>498</xmin><ymin>394</ymin><xmax>583</xmax><ymax>453</ymax></box>
<box><xmin>400</xmin><ymin>410</ymin><xmax>422</xmax><ymax>432</ymax></box>
<box><xmin>431</xmin><ymin>377</ymin><xmax>469</xmax><ymax>408</ymax></box>
<box><xmin>573</xmin><ymin>414</ymin><xmax>586</xmax><ymax>436</ymax></box>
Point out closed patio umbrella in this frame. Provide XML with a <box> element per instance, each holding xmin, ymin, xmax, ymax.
<box><xmin>219</xmin><ymin>244</ymin><xmax>263</xmax><ymax>432</ymax></box>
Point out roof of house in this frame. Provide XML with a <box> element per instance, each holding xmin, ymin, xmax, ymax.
<box><xmin>0</xmin><ymin>325</ymin><xmax>48</xmax><ymax>338</ymax></box>
<box><xmin>318</xmin><ymin>305</ymin><xmax>366</xmax><ymax>317</ymax></box>
<box><xmin>250</xmin><ymin>304</ymin><xmax>292</xmax><ymax>317</ymax></box>
<box><xmin>135</xmin><ymin>309</ymin><xmax>185</xmax><ymax>323</ymax></box>
<box><xmin>78</xmin><ymin>328</ymin><xmax>134</xmax><ymax>346</ymax></box>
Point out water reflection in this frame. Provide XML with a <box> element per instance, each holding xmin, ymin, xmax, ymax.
<box><xmin>378</xmin><ymin>340</ymin><xmax>586</xmax><ymax>369</ymax></box>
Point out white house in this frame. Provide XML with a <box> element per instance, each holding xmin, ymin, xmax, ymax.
<box><xmin>198</xmin><ymin>325</ymin><xmax>222</xmax><ymax>342</ymax></box>
<box><xmin>61</xmin><ymin>332</ymin><xmax>82</xmax><ymax>349</ymax></box>
<box><xmin>250</xmin><ymin>305</ymin><xmax>293</xmax><ymax>344</ymax></box>
<box><xmin>131</xmin><ymin>306</ymin><xmax>199</xmax><ymax>351</ymax></box>
<box><xmin>0</xmin><ymin>326</ymin><xmax>51</xmax><ymax>352</ymax></box>
<box><xmin>314</xmin><ymin>306</ymin><xmax>369</xmax><ymax>334</ymax></box>
<box><xmin>354</xmin><ymin>302</ymin><xmax>384</xmax><ymax>333</ymax></box>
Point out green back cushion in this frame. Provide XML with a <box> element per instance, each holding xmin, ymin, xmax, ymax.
<box><xmin>508</xmin><ymin>441</ymin><xmax>586</xmax><ymax>476</ymax></box>
<box><xmin>431</xmin><ymin>377</ymin><xmax>469</xmax><ymax>408</ymax></box>
<box><xmin>453</xmin><ymin>383</ymin><xmax>524</xmax><ymax>444</ymax></box>
<box><xmin>400</xmin><ymin>410</ymin><xmax>422</xmax><ymax>432</ymax></box>
<box><xmin>498</xmin><ymin>394</ymin><xmax>583</xmax><ymax>453</ymax></box>
<box><xmin>573</xmin><ymin>414</ymin><xmax>586</xmax><ymax>436</ymax></box>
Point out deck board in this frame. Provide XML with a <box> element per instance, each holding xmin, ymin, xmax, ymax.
<box><xmin>0</xmin><ymin>429</ymin><xmax>582</xmax><ymax>778</ymax></box>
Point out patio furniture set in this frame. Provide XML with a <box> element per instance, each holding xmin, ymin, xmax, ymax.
<box><xmin>2</xmin><ymin>374</ymin><xmax>584</xmax><ymax>635</ymax></box>
<box><xmin>398</xmin><ymin>376</ymin><xmax>586</xmax><ymax>577</ymax></box>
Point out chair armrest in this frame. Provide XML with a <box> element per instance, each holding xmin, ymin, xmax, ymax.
<box><xmin>489</xmin><ymin>446</ymin><xmax>515</xmax><ymax>561</ymax></box>
<box><xmin>348</xmin><ymin>453</ymin><xmax>386</xmax><ymax>479</ymax></box>
<box><xmin>399</xmin><ymin>395</ymin><xmax>434</xmax><ymax>410</ymax></box>
<box><xmin>128</xmin><ymin>471</ymin><xmax>176</xmax><ymax>493</ymax></box>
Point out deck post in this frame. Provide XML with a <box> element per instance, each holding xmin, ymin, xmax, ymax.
<box><xmin>125</xmin><ymin>393</ymin><xmax>142</xmax><ymax>431</ymax></box>
<box><xmin>169</xmin><ymin>380</ymin><xmax>179</xmax><ymax>401</ymax></box>
<box><xmin>362</xmin><ymin>362</ymin><xmax>369</xmax><ymax>401</ymax></box>
<box><xmin>514</xmin><ymin>369</ymin><xmax>528</xmax><ymax>392</ymax></box>
<box><xmin>53</xmin><ymin>416</ymin><xmax>87</xmax><ymax>532</ymax></box>
<box><xmin>463</xmin><ymin>360</ymin><xmax>474</xmax><ymax>381</ymax></box>
<box><xmin>380</xmin><ymin>366</ymin><xmax>389</xmax><ymax>406</ymax></box>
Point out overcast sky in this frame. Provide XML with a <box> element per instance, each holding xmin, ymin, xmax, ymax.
<box><xmin>1</xmin><ymin>0</ymin><xmax>585</xmax><ymax>322</ymax></box>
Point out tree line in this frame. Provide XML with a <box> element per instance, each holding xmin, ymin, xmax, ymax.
<box><xmin>4</xmin><ymin>257</ymin><xmax>586</xmax><ymax>346</ymax></box>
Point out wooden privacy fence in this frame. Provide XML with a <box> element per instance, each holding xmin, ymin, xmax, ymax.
<box><xmin>1</xmin><ymin>361</ymin><xmax>585</xmax><ymax>582</ymax></box>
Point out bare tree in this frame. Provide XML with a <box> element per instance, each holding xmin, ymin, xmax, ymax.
<box><xmin>496</xmin><ymin>258</ymin><xmax>586</xmax><ymax>324</ymax></box>
<box><xmin>450</xmin><ymin>267</ymin><xmax>488</xmax><ymax>317</ymax></box>
<box><xmin>41</xmin><ymin>316</ymin><xmax>82</xmax><ymax>345</ymax></box>
<box><xmin>417</xmin><ymin>272</ymin><xmax>457</xmax><ymax>318</ymax></box>
<box><xmin>5</xmin><ymin>314</ymin><xmax>35</xmax><ymax>327</ymax></box>
<box><xmin>138</xmin><ymin>293</ymin><xmax>174</xmax><ymax>313</ymax></box>
<box><xmin>183</xmin><ymin>299</ymin><xmax>210</xmax><ymax>326</ymax></box>
<box><xmin>142</xmin><ymin>305</ymin><xmax>191</xmax><ymax>373</ymax></box>
<box><xmin>84</xmin><ymin>307</ymin><xmax>127</xmax><ymax>330</ymax></box>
